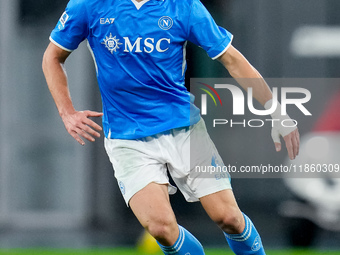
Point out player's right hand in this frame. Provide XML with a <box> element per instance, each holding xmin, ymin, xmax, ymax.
<box><xmin>61</xmin><ymin>110</ymin><xmax>103</xmax><ymax>145</ymax></box>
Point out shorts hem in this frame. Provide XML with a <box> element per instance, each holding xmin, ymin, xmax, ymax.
<box><xmin>189</xmin><ymin>183</ymin><xmax>232</xmax><ymax>202</ymax></box>
<box><xmin>124</xmin><ymin>181</ymin><xmax>176</xmax><ymax>207</ymax></box>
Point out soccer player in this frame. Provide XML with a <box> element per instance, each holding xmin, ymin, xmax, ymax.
<box><xmin>42</xmin><ymin>0</ymin><xmax>300</xmax><ymax>254</ymax></box>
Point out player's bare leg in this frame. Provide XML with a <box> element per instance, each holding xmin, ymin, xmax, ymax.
<box><xmin>200</xmin><ymin>189</ymin><xmax>245</xmax><ymax>234</ymax></box>
<box><xmin>201</xmin><ymin>189</ymin><xmax>266</xmax><ymax>254</ymax></box>
<box><xmin>129</xmin><ymin>183</ymin><xmax>179</xmax><ymax>246</ymax></box>
<box><xmin>129</xmin><ymin>182</ymin><xmax>205</xmax><ymax>254</ymax></box>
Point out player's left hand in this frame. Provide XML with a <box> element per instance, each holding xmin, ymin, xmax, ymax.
<box><xmin>272</xmin><ymin>127</ymin><xmax>300</xmax><ymax>160</ymax></box>
<box><xmin>265</xmin><ymin>99</ymin><xmax>300</xmax><ymax>160</ymax></box>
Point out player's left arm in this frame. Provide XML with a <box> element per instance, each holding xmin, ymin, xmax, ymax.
<box><xmin>218</xmin><ymin>45</ymin><xmax>300</xmax><ymax>160</ymax></box>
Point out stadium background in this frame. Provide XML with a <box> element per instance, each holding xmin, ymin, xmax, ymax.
<box><xmin>0</xmin><ymin>0</ymin><xmax>340</xmax><ymax>252</ymax></box>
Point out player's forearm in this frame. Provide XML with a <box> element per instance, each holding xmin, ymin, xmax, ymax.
<box><xmin>219</xmin><ymin>46</ymin><xmax>272</xmax><ymax>106</ymax></box>
<box><xmin>42</xmin><ymin>47</ymin><xmax>75</xmax><ymax>117</ymax></box>
<box><xmin>235</xmin><ymin>67</ymin><xmax>272</xmax><ymax>106</ymax></box>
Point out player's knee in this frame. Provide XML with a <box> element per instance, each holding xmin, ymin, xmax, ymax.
<box><xmin>146</xmin><ymin>216</ymin><xmax>178</xmax><ymax>244</ymax></box>
<box><xmin>213</xmin><ymin>208</ymin><xmax>244</xmax><ymax>234</ymax></box>
<box><xmin>147</xmin><ymin>222</ymin><xmax>171</xmax><ymax>240</ymax></box>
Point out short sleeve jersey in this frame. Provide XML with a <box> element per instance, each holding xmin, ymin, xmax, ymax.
<box><xmin>50</xmin><ymin>0</ymin><xmax>233</xmax><ymax>139</ymax></box>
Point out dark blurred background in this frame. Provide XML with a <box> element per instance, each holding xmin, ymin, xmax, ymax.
<box><xmin>1</xmin><ymin>0</ymin><xmax>340</xmax><ymax>250</ymax></box>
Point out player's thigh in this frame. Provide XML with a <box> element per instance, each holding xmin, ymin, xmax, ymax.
<box><xmin>129</xmin><ymin>182</ymin><xmax>179</xmax><ymax>242</ymax></box>
<box><xmin>129</xmin><ymin>182</ymin><xmax>173</xmax><ymax>224</ymax></box>
<box><xmin>200</xmin><ymin>189</ymin><xmax>244</xmax><ymax>234</ymax></box>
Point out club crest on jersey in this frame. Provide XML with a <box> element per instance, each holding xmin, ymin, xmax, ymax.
<box><xmin>158</xmin><ymin>16</ymin><xmax>173</xmax><ymax>30</ymax></box>
<box><xmin>102</xmin><ymin>33</ymin><xmax>123</xmax><ymax>54</ymax></box>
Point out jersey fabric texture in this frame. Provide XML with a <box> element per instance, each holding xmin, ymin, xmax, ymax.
<box><xmin>50</xmin><ymin>0</ymin><xmax>233</xmax><ymax>139</ymax></box>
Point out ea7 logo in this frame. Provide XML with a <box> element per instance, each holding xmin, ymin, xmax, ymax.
<box><xmin>100</xmin><ymin>18</ymin><xmax>115</xmax><ymax>24</ymax></box>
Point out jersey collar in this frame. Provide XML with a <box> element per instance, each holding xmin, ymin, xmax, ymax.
<box><xmin>130</xmin><ymin>0</ymin><xmax>151</xmax><ymax>10</ymax></box>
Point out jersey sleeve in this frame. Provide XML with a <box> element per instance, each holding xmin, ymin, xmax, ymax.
<box><xmin>187</xmin><ymin>0</ymin><xmax>233</xmax><ymax>60</ymax></box>
<box><xmin>50</xmin><ymin>0</ymin><xmax>89</xmax><ymax>52</ymax></box>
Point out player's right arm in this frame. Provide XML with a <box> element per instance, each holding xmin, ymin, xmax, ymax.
<box><xmin>42</xmin><ymin>42</ymin><xmax>103</xmax><ymax>146</ymax></box>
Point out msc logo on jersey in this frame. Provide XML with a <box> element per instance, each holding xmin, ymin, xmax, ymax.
<box><xmin>102</xmin><ymin>33</ymin><xmax>123</xmax><ymax>54</ymax></box>
<box><xmin>158</xmin><ymin>16</ymin><xmax>173</xmax><ymax>30</ymax></box>
<box><xmin>102</xmin><ymin>35</ymin><xmax>171</xmax><ymax>54</ymax></box>
<box><xmin>124</xmin><ymin>37</ymin><xmax>170</xmax><ymax>53</ymax></box>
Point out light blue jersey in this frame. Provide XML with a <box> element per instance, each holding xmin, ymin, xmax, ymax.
<box><xmin>50</xmin><ymin>0</ymin><xmax>233</xmax><ymax>139</ymax></box>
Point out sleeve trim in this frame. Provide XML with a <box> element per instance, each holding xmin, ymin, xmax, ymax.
<box><xmin>211</xmin><ymin>35</ymin><xmax>234</xmax><ymax>60</ymax></box>
<box><xmin>49</xmin><ymin>36</ymin><xmax>74</xmax><ymax>52</ymax></box>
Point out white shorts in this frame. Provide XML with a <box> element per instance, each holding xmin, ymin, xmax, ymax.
<box><xmin>104</xmin><ymin>118</ymin><xmax>232</xmax><ymax>205</ymax></box>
